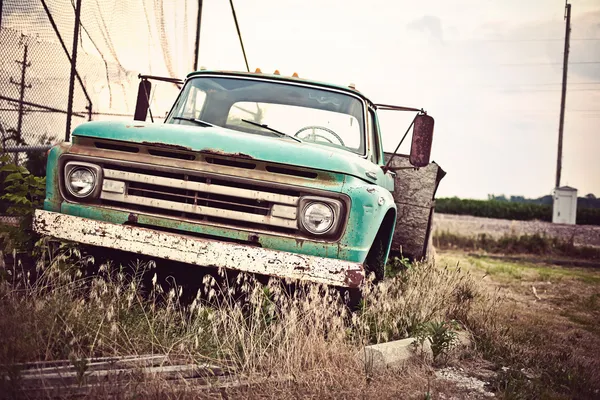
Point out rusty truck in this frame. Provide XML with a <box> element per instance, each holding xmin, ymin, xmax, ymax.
<box><xmin>32</xmin><ymin>69</ymin><xmax>445</xmax><ymax>288</ymax></box>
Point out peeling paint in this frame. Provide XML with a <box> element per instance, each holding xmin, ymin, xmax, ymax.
<box><xmin>33</xmin><ymin>210</ymin><xmax>365</xmax><ymax>288</ymax></box>
<box><xmin>141</xmin><ymin>142</ymin><xmax>192</xmax><ymax>151</ymax></box>
<box><xmin>200</xmin><ymin>149</ymin><xmax>254</xmax><ymax>160</ymax></box>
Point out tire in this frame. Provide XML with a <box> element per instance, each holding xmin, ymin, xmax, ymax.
<box><xmin>364</xmin><ymin>236</ymin><xmax>386</xmax><ymax>282</ymax></box>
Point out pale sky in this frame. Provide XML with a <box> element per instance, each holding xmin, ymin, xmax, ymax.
<box><xmin>2</xmin><ymin>0</ymin><xmax>599</xmax><ymax>200</ymax></box>
<box><xmin>194</xmin><ymin>0</ymin><xmax>600</xmax><ymax>199</ymax></box>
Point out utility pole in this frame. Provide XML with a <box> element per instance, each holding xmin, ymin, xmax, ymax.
<box><xmin>193</xmin><ymin>0</ymin><xmax>203</xmax><ymax>71</ymax></box>
<box><xmin>9</xmin><ymin>40</ymin><xmax>32</xmax><ymax>143</ymax></box>
<box><xmin>555</xmin><ymin>2</ymin><xmax>571</xmax><ymax>188</ymax></box>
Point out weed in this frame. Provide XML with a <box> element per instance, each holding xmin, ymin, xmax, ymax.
<box><xmin>413</xmin><ymin>320</ymin><xmax>459</xmax><ymax>364</ymax></box>
<box><xmin>0</xmin><ymin>156</ymin><xmax>46</xmax><ymax>254</ymax></box>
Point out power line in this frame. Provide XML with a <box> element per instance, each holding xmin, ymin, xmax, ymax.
<box><xmin>228</xmin><ymin>0</ymin><xmax>249</xmax><ymax>72</ymax></box>
<box><xmin>501</xmin><ymin>88</ymin><xmax>600</xmax><ymax>92</ymax></box>
<box><xmin>445</xmin><ymin>38</ymin><xmax>600</xmax><ymax>43</ymax></box>
<box><xmin>489</xmin><ymin>61</ymin><xmax>600</xmax><ymax>66</ymax></box>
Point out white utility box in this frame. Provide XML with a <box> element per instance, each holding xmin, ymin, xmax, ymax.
<box><xmin>552</xmin><ymin>186</ymin><xmax>578</xmax><ymax>225</ymax></box>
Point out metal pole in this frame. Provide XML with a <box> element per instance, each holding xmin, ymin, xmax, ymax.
<box><xmin>0</xmin><ymin>0</ymin><xmax>4</xmax><ymax>29</ymax></box>
<box><xmin>65</xmin><ymin>0</ymin><xmax>83</xmax><ymax>141</ymax></box>
<box><xmin>193</xmin><ymin>0</ymin><xmax>203</xmax><ymax>71</ymax></box>
<box><xmin>15</xmin><ymin>43</ymin><xmax>30</xmax><ymax>142</ymax></box>
<box><xmin>40</xmin><ymin>0</ymin><xmax>93</xmax><ymax>114</ymax></box>
<box><xmin>555</xmin><ymin>2</ymin><xmax>571</xmax><ymax>188</ymax></box>
<box><xmin>228</xmin><ymin>0</ymin><xmax>249</xmax><ymax>72</ymax></box>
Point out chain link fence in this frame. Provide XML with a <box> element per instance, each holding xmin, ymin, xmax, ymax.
<box><xmin>0</xmin><ymin>0</ymin><xmax>197</xmax><ymax>152</ymax></box>
<box><xmin>1</xmin><ymin>0</ymin><xmax>198</xmax><ymax>212</ymax></box>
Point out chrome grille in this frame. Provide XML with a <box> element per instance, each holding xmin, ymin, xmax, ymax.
<box><xmin>99</xmin><ymin>166</ymin><xmax>299</xmax><ymax>230</ymax></box>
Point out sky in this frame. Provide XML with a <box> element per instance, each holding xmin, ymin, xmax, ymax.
<box><xmin>2</xmin><ymin>0</ymin><xmax>599</xmax><ymax>200</ymax></box>
<box><xmin>193</xmin><ymin>0</ymin><xmax>600</xmax><ymax>199</ymax></box>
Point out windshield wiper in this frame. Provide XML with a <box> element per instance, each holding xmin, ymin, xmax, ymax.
<box><xmin>241</xmin><ymin>119</ymin><xmax>301</xmax><ymax>142</ymax></box>
<box><xmin>172</xmin><ymin>116</ymin><xmax>214</xmax><ymax>127</ymax></box>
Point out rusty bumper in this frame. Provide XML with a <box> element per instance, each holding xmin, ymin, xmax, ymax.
<box><xmin>32</xmin><ymin>210</ymin><xmax>365</xmax><ymax>288</ymax></box>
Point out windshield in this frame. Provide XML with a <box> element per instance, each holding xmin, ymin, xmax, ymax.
<box><xmin>165</xmin><ymin>76</ymin><xmax>366</xmax><ymax>154</ymax></box>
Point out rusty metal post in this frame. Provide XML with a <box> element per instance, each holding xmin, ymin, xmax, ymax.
<box><xmin>555</xmin><ymin>2</ymin><xmax>571</xmax><ymax>188</ymax></box>
<box><xmin>65</xmin><ymin>0</ymin><xmax>83</xmax><ymax>141</ymax></box>
<box><xmin>193</xmin><ymin>0</ymin><xmax>203</xmax><ymax>71</ymax></box>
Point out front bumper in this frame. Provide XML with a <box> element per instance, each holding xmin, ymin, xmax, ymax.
<box><xmin>32</xmin><ymin>210</ymin><xmax>365</xmax><ymax>288</ymax></box>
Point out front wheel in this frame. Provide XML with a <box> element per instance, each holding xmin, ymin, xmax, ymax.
<box><xmin>364</xmin><ymin>237</ymin><xmax>386</xmax><ymax>282</ymax></box>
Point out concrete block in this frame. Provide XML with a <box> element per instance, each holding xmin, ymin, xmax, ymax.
<box><xmin>357</xmin><ymin>337</ymin><xmax>431</xmax><ymax>369</ymax></box>
<box><xmin>356</xmin><ymin>330</ymin><xmax>472</xmax><ymax>369</ymax></box>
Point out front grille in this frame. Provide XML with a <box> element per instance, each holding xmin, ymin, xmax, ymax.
<box><xmin>98</xmin><ymin>163</ymin><xmax>300</xmax><ymax>231</ymax></box>
<box><xmin>127</xmin><ymin>181</ymin><xmax>272</xmax><ymax>215</ymax></box>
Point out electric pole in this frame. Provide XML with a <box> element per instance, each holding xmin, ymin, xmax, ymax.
<box><xmin>555</xmin><ymin>2</ymin><xmax>571</xmax><ymax>188</ymax></box>
<box><xmin>9</xmin><ymin>40</ymin><xmax>32</xmax><ymax>144</ymax></box>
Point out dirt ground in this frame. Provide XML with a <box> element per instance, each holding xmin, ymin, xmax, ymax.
<box><xmin>435</xmin><ymin>250</ymin><xmax>600</xmax><ymax>399</ymax></box>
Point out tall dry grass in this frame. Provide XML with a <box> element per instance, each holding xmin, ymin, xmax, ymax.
<box><xmin>0</xmin><ymin>241</ymin><xmax>481</xmax><ymax>396</ymax></box>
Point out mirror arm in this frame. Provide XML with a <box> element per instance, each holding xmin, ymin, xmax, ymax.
<box><xmin>382</xmin><ymin>113</ymin><xmax>419</xmax><ymax>172</ymax></box>
<box><xmin>386</xmin><ymin>166</ymin><xmax>420</xmax><ymax>172</ymax></box>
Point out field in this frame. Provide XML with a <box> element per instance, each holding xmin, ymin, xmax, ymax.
<box><xmin>1</xmin><ymin>202</ymin><xmax>600</xmax><ymax>398</ymax></box>
<box><xmin>1</xmin><ymin>235</ymin><xmax>600</xmax><ymax>399</ymax></box>
<box><xmin>433</xmin><ymin>213</ymin><xmax>600</xmax><ymax>249</ymax></box>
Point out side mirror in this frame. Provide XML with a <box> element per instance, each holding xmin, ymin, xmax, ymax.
<box><xmin>409</xmin><ymin>114</ymin><xmax>434</xmax><ymax>168</ymax></box>
<box><xmin>133</xmin><ymin>79</ymin><xmax>152</xmax><ymax>121</ymax></box>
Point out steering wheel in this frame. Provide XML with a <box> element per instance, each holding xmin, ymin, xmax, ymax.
<box><xmin>294</xmin><ymin>126</ymin><xmax>345</xmax><ymax>146</ymax></box>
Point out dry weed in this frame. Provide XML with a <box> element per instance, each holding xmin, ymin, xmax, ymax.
<box><xmin>0</xmin><ymin>242</ymin><xmax>483</xmax><ymax>398</ymax></box>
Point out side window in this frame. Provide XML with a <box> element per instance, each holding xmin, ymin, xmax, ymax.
<box><xmin>181</xmin><ymin>87</ymin><xmax>207</xmax><ymax>119</ymax></box>
<box><xmin>368</xmin><ymin>109</ymin><xmax>381</xmax><ymax>164</ymax></box>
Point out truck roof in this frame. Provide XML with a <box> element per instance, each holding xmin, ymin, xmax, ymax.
<box><xmin>186</xmin><ymin>69</ymin><xmax>376</xmax><ymax>107</ymax></box>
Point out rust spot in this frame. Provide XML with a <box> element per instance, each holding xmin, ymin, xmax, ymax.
<box><xmin>142</xmin><ymin>142</ymin><xmax>192</xmax><ymax>151</ymax></box>
<box><xmin>200</xmin><ymin>149</ymin><xmax>254</xmax><ymax>160</ymax></box>
<box><xmin>128</xmin><ymin>213</ymin><xmax>138</xmax><ymax>224</ymax></box>
<box><xmin>344</xmin><ymin>269</ymin><xmax>364</xmax><ymax>288</ymax></box>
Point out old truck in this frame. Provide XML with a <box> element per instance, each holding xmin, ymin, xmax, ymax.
<box><xmin>32</xmin><ymin>70</ymin><xmax>445</xmax><ymax>288</ymax></box>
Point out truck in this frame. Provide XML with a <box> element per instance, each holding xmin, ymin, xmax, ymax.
<box><xmin>32</xmin><ymin>69</ymin><xmax>445</xmax><ymax>289</ymax></box>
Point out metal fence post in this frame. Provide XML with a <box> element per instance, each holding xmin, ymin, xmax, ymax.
<box><xmin>65</xmin><ymin>0</ymin><xmax>83</xmax><ymax>141</ymax></box>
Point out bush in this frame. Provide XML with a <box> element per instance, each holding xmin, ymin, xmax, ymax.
<box><xmin>433</xmin><ymin>231</ymin><xmax>600</xmax><ymax>260</ymax></box>
<box><xmin>436</xmin><ymin>198</ymin><xmax>600</xmax><ymax>226</ymax></box>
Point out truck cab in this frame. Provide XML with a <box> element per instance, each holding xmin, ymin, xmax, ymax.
<box><xmin>33</xmin><ymin>70</ymin><xmax>439</xmax><ymax>288</ymax></box>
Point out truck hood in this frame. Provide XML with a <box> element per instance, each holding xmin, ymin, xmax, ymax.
<box><xmin>72</xmin><ymin>121</ymin><xmax>381</xmax><ymax>183</ymax></box>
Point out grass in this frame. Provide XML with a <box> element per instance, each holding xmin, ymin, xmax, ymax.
<box><xmin>438</xmin><ymin>251</ymin><xmax>600</xmax><ymax>400</ymax></box>
<box><xmin>0</xmin><ymin>239</ymin><xmax>480</xmax><ymax>398</ymax></box>
<box><xmin>3</xmin><ymin>236</ymin><xmax>600</xmax><ymax>399</ymax></box>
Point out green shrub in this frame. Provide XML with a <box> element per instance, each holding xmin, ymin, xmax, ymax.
<box><xmin>0</xmin><ymin>155</ymin><xmax>46</xmax><ymax>253</ymax></box>
<box><xmin>433</xmin><ymin>231</ymin><xmax>600</xmax><ymax>260</ymax></box>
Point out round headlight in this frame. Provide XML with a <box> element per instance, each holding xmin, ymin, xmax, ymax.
<box><xmin>302</xmin><ymin>202</ymin><xmax>334</xmax><ymax>235</ymax></box>
<box><xmin>67</xmin><ymin>167</ymin><xmax>95</xmax><ymax>197</ymax></box>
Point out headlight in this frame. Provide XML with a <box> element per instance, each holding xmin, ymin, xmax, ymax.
<box><xmin>68</xmin><ymin>168</ymin><xmax>95</xmax><ymax>196</ymax></box>
<box><xmin>301</xmin><ymin>202</ymin><xmax>335</xmax><ymax>235</ymax></box>
<box><xmin>64</xmin><ymin>161</ymin><xmax>102</xmax><ymax>199</ymax></box>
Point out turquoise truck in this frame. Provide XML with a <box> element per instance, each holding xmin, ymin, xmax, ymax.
<box><xmin>32</xmin><ymin>70</ymin><xmax>445</xmax><ymax>288</ymax></box>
